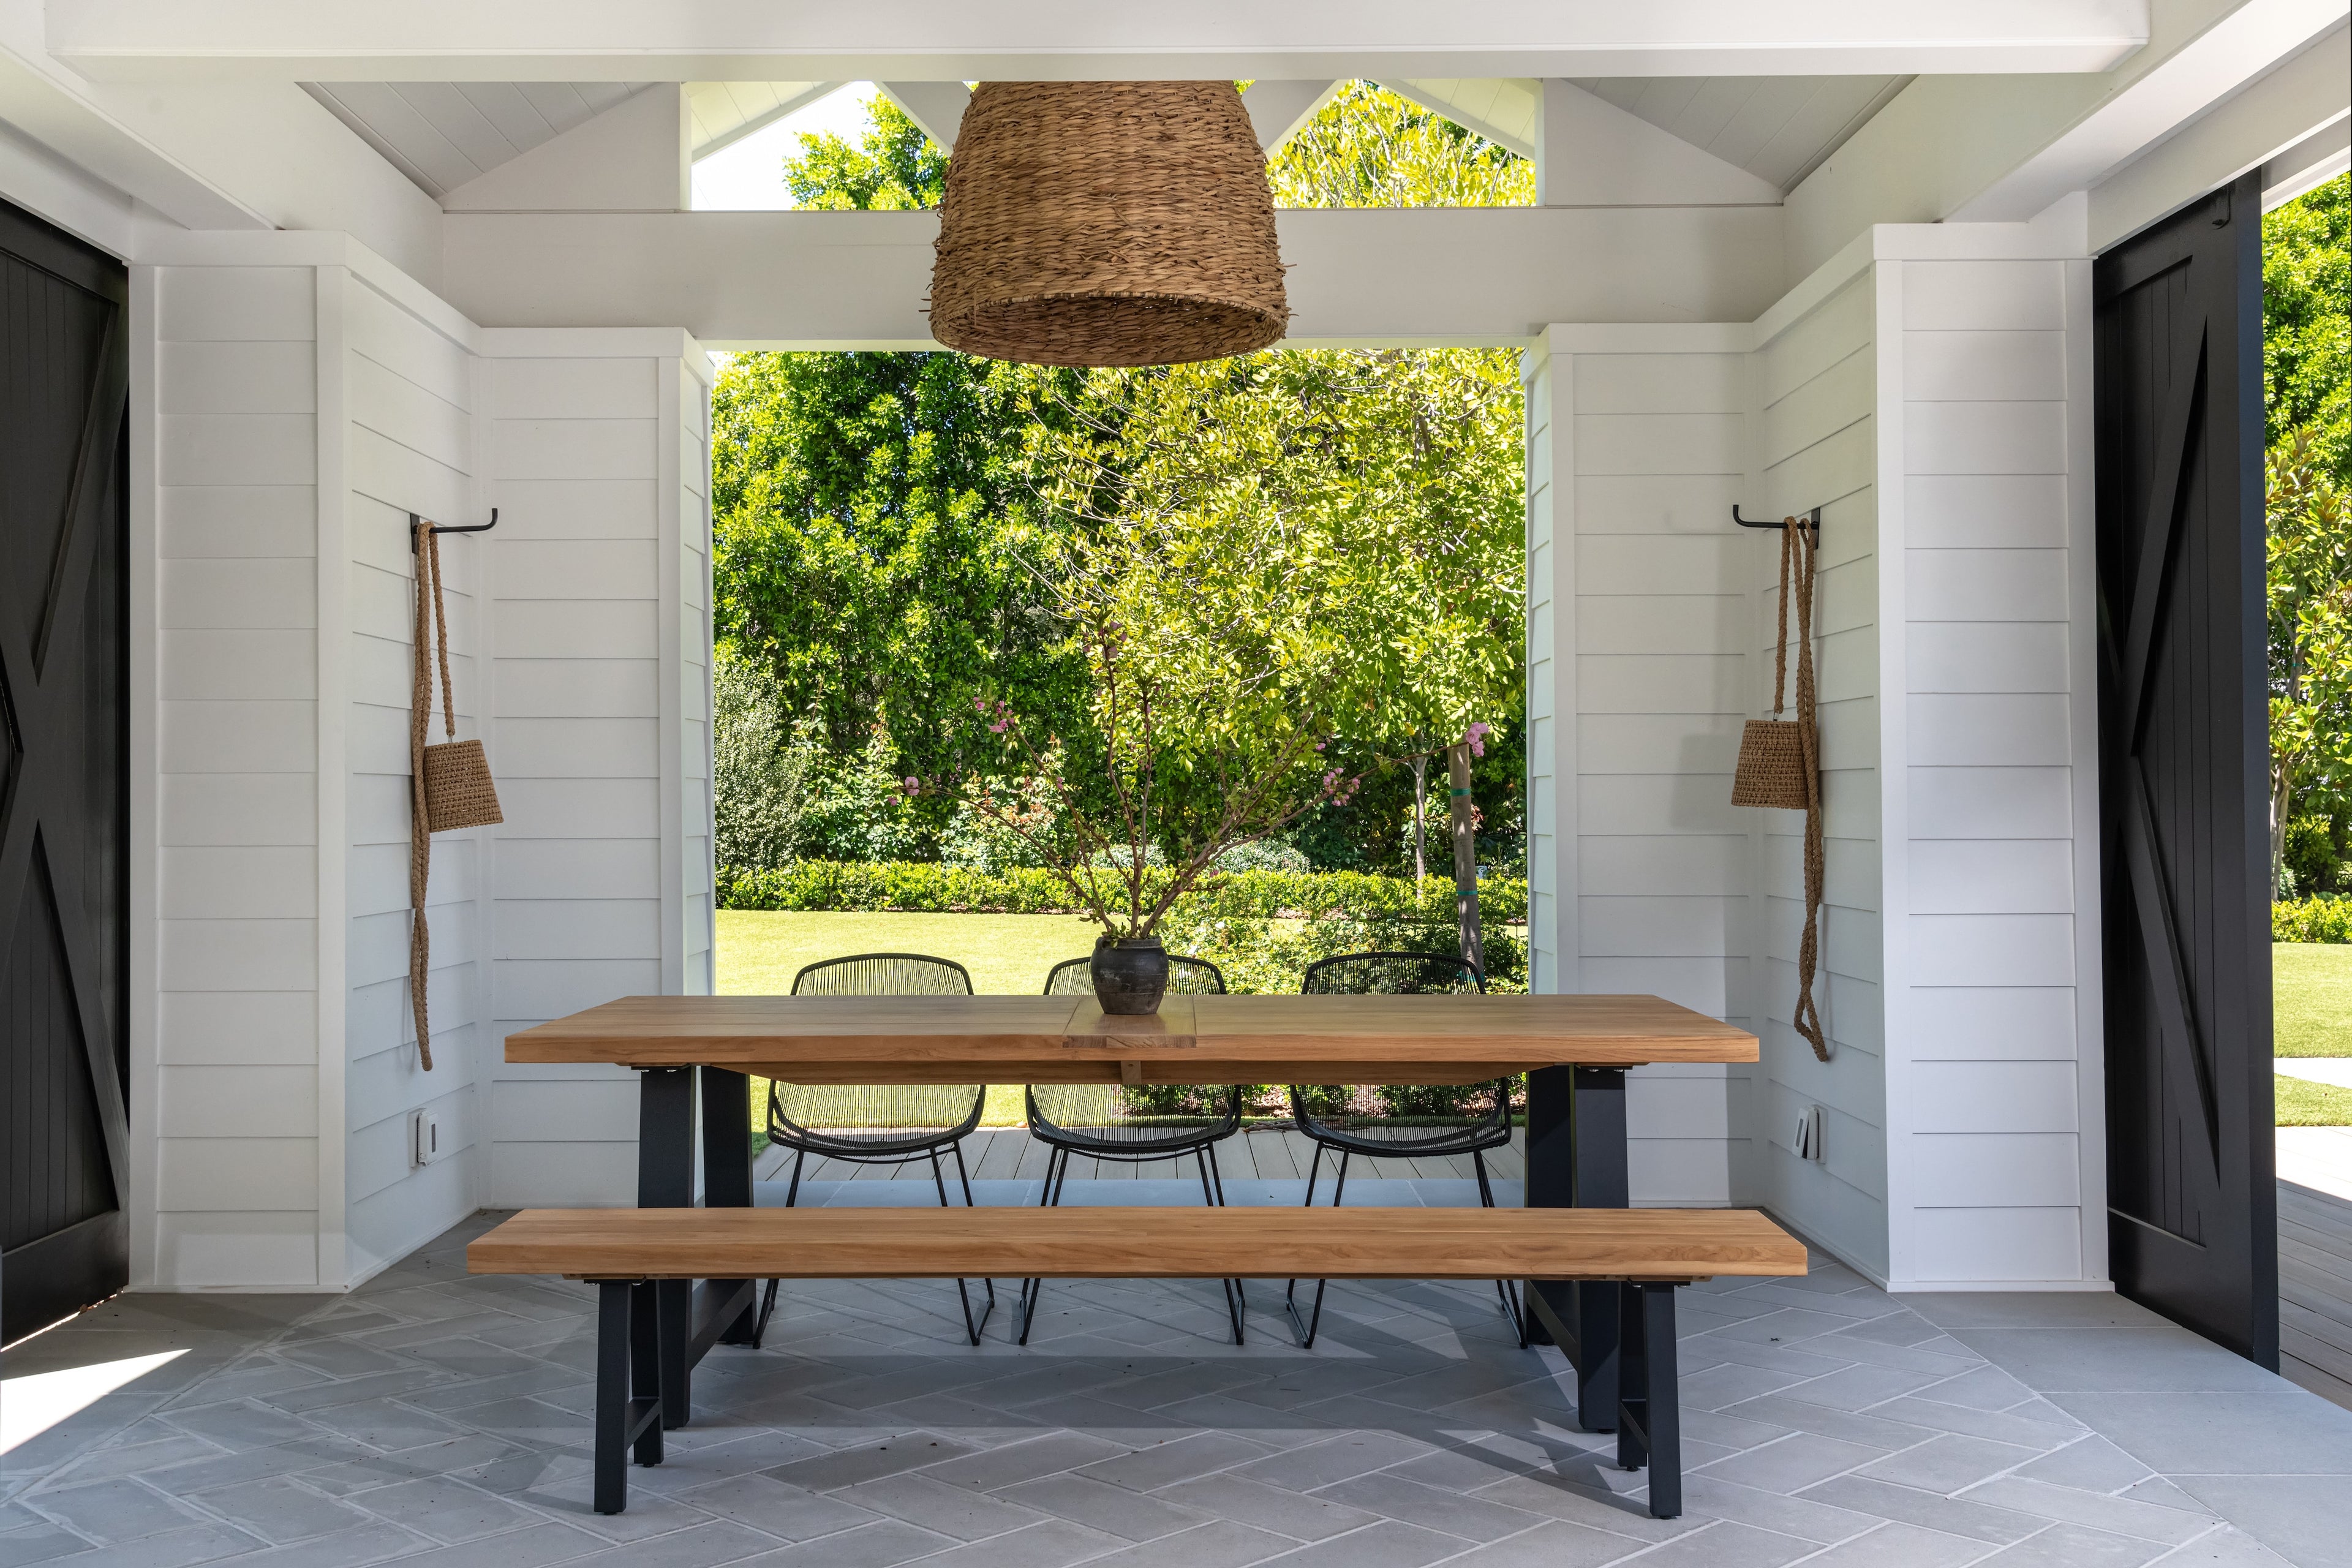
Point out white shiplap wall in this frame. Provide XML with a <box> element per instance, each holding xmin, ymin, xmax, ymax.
<box><xmin>481</xmin><ymin>331</ymin><xmax>713</xmax><ymax>1209</ymax></box>
<box><xmin>341</xmin><ymin>274</ymin><xmax>492</xmax><ymax>1281</ymax></box>
<box><xmin>148</xmin><ymin>263</ymin><xmax>328</xmax><ymax>1289</ymax></box>
<box><xmin>1527</xmin><ymin>323</ymin><xmax>1756</xmax><ymax>1208</ymax></box>
<box><xmin>1749</xmin><ymin>270</ymin><xmax>1891</xmax><ymax>1280</ymax></box>
<box><xmin>1886</xmin><ymin>249</ymin><xmax>2104</xmax><ymax>1289</ymax></box>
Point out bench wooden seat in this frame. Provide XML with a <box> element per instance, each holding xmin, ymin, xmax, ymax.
<box><xmin>469</xmin><ymin>1205</ymin><xmax>1806</xmax><ymax>1518</ymax></box>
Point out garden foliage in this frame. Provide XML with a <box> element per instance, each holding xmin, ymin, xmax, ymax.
<box><xmin>2275</xmin><ymin>895</ymin><xmax>2352</xmax><ymax>944</ymax></box>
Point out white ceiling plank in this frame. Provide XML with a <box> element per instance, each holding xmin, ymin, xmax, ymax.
<box><xmin>300</xmin><ymin>83</ymin><xmax>444</xmax><ymax>198</ymax></box>
<box><xmin>314</xmin><ymin>80</ymin><xmax>478</xmax><ymax>196</ymax></box>
<box><xmin>1744</xmin><ymin>78</ymin><xmax>1880</xmax><ymax>190</ymax></box>
<box><xmin>456</xmin><ymin>81</ymin><xmax>562</xmax><ymax>154</ymax></box>
<box><xmin>691</xmin><ymin>81</ymin><xmax>840</xmax><ymax>158</ymax></box>
<box><xmin>1701</xmin><ymin>75</ymin><xmax>1817</xmax><ymax>171</ymax></box>
<box><xmin>45</xmin><ymin>1</ymin><xmax>2152</xmax><ymax>82</ymax></box>
<box><xmin>1673</xmin><ymin>77</ymin><xmax>1769</xmax><ymax>153</ymax></box>
<box><xmin>1381</xmin><ymin>79</ymin><xmax>1537</xmax><ymax>158</ymax></box>
<box><xmin>394</xmin><ymin>81</ymin><xmax>516</xmax><ymax>173</ymax></box>
<box><xmin>515</xmin><ymin>81</ymin><xmax>597</xmax><ymax>129</ymax></box>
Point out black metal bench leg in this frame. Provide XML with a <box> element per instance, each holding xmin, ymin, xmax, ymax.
<box><xmin>595</xmin><ymin>1280</ymin><xmax>665</xmax><ymax>1515</ymax></box>
<box><xmin>1616</xmin><ymin>1281</ymin><xmax>1681</xmax><ymax>1520</ymax></box>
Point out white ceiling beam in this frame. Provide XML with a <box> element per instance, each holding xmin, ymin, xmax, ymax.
<box><xmin>0</xmin><ymin>7</ymin><xmax>443</xmax><ymax>274</ymax></box>
<box><xmin>1244</xmin><ymin>81</ymin><xmax>1341</xmax><ymax>152</ymax></box>
<box><xmin>2086</xmin><ymin>18</ymin><xmax>2348</xmax><ymax>248</ymax></box>
<box><xmin>875</xmin><ymin>81</ymin><xmax>972</xmax><ymax>151</ymax></box>
<box><xmin>439</xmin><ymin>205</ymin><xmax>1789</xmax><ymax>347</ymax></box>
<box><xmin>1952</xmin><ymin>0</ymin><xmax>2347</xmax><ymax>220</ymax></box>
<box><xmin>47</xmin><ymin>1</ymin><xmax>2150</xmax><ymax>82</ymax></box>
<box><xmin>1783</xmin><ymin>0</ymin><xmax>2343</xmax><ymax>276</ymax></box>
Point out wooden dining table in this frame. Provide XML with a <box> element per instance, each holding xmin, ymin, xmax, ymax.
<box><xmin>505</xmin><ymin>991</ymin><xmax>1758</xmax><ymax>1433</ymax></box>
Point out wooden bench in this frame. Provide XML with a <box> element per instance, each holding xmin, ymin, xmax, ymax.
<box><xmin>469</xmin><ymin>1205</ymin><xmax>1807</xmax><ymax>1518</ymax></box>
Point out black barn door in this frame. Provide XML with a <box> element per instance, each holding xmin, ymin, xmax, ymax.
<box><xmin>2094</xmin><ymin>171</ymin><xmax>2275</xmax><ymax>1366</ymax></box>
<box><xmin>0</xmin><ymin>200</ymin><xmax>130</xmax><ymax>1346</ymax></box>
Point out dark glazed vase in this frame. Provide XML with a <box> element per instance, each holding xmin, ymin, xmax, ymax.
<box><xmin>1091</xmin><ymin>934</ymin><xmax>1170</xmax><ymax>1015</ymax></box>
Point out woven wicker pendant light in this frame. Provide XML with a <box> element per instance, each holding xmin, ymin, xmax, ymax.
<box><xmin>929</xmin><ymin>81</ymin><xmax>1288</xmax><ymax>367</ymax></box>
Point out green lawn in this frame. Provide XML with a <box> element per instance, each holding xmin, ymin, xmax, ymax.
<box><xmin>2277</xmin><ymin>943</ymin><xmax>2352</xmax><ymax>1057</ymax></box>
<box><xmin>717</xmin><ymin>910</ymin><xmax>1105</xmax><ymax>1128</ymax></box>
<box><xmin>2278</xmin><ymin>1075</ymin><xmax>2352</xmax><ymax>1126</ymax></box>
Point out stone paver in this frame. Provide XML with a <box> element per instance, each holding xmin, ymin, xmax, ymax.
<box><xmin>5</xmin><ymin>1198</ymin><xmax>2331</xmax><ymax>1568</ymax></box>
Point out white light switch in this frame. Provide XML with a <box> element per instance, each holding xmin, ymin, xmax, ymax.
<box><xmin>410</xmin><ymin>1109</ymin><xmax>442</xmax><ymax>1167</ymax></box>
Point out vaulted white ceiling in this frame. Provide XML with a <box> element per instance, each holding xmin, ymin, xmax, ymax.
<box><xmin>306</xmin><ymin>80</ymin><xmax>858</xmax><ymax>199</ymax></box>
<box><xmin>313</xmin><ymin>72</ymin><xmax>1915</xmax><ymax>205</ymax></box>
<box><xmin>304</xmin><ymin>81</ymin><xmax>649</xmax><ymax>198</ymax></box>
<box><xmin>1394</xmin><ymin>75</ymin><xmax>1910</xmax><ymax>193</ymax></box>
<box><xmin>1570</xmin><ymin>75</ymin><xmax>1911</xmax><ymax>190</ymax></box>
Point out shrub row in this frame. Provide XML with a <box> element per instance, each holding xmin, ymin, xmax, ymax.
<box><xmin>717</xmin><ymin>860</ymin><xmax>1529</xmax><ymax>924</ymax></box>
<box><xmin>2275</xmin><ymin>895</ymin><xmax>2352</xmax><ymax>943</ymax></box>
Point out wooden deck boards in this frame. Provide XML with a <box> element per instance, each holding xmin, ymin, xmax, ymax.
<box><xmin>757</xmin><ymin>1127</ymin><xmax>1529</xmax><ymax>1186</ymax></box>
<box><xmin>2280</xmin><ymin>1179</ymin><xmax>2352</xmax><ymax>1410</ymax></box>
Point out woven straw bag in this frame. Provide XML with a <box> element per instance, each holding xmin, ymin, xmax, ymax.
<box><xmin>407</xmin><ymin>521</ymin><xmax>501</xmax><ymax>1070</ymax></box>
<box><xmin>1732</xmin><ymin>521</ymin><xmax>1817</xmax><ymax>810</ymax></box>
<box><xmin>413</xmin><ymin>525</ymin><xmax>502</xmax><ymax>832</ymax></box>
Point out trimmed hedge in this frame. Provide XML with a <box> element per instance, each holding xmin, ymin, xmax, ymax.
<box><xmin>2276</xmin><ymin>896</ymin><xmax>2352</xmax><ymax>943</ymax></box>
<box><xmin>718</xmin><ymin>860</ymin><xmax>1529</xmax><ymax>924</ymax></box>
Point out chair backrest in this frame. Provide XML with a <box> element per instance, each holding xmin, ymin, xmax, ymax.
<box><xmin>793</xmin><ymin>952</ymin><xmax>974</xmax><ymax>997</ymax></box>
<box><xmin>1299</xmin><ymin>951</ymin><xmax>1485</xmax><ymax>996</ymax></box>
<box><xmin>1042</xmin><ymin>954</ymin><xmax>1227</xmax><ymax>996</ymax></box>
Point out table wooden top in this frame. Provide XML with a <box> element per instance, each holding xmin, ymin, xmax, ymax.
<box><xmin>467</xmin><ymin>1204</ymin><xmax>1807</xmax><ymax>1283</ymax></box>
<box><xmin>503</xmin><ymin>992</ymin><xmax>1757</xmax><ymax>1084</ymax></box>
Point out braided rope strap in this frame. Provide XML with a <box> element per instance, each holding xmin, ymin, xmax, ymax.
<box><xmin>409</xmin><ymin>520</ymin><xmax>435</xmax><ymax>1071</ymax></box>
<box><xmin>1790</xmin><ymin>521</ymin><xmax>1830</xmax><ymax>1063</ymax></box>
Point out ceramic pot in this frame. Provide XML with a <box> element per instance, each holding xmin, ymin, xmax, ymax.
<box><xmin>1090</xmin><ymin>934</ymin><xmax>1169</xmax><ymax>1015</ymax></box>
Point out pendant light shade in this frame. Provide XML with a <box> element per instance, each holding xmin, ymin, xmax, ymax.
<box><xmin>929</xmin><ymin>81</ymin><xmax>1289</xmax><ymax>368</ymax></box>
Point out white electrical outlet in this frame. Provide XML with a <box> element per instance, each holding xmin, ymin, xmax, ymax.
<box><xmin>410</xmin><ymin>1109</ymin><xmax>442</xmax><ymax>1167</ymax></box>
<box><xmin>1792</xmin><ymin>1104</ymin><xmax>1826</xmax><ymax>1163</ymax></box>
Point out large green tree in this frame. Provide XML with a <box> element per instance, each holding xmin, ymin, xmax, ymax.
<box><xmin>2264</xmin><ymin>173</ymin><xmax>2350</xmax><ymax>485</ymax></box>
<box><xmin>2264</xmin><ymin>174</ymin><xmax>2352</xmax><ymax>896</ymax></box>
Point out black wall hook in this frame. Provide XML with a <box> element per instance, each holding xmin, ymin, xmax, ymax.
<box><xmin>1733</xmin><ymin>505</ymin><xmax>1820</xmax><ymax>532</ymax></box>
<box><xmin>410</xmin><ymin>510</ymin><xmax>498</xmax><ymax>551</ymax></box>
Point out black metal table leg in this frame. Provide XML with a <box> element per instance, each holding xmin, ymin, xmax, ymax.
<box><xmin>637</xmin><ymin>1067</ymin><xmax>696</xmax><ymax>1428</ymax></box>
<box><xmin>1521</xmin><ymin>1063</ymin><xmax>1628</xmax><ymax>1431</ymax></box>
<box><xmin>701</xmin><ymin>1066</ymin><xmax>758</xmax><ymax>1345</ymax></box>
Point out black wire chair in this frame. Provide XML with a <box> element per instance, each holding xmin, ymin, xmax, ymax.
<box><xmin>1286</xmin><ymin>951</ymin><xmax>1526</xmax><ymax>1348</ymax></box>
<box><xmin>753</xmin><ymin>954</ymin><xmax>993</xmax><ymax>1346</ymax></box>
<box><xmin>1018</xmin><ymin>955</ymin><xmax>1248</xmax><ymax>1344</ymax></box>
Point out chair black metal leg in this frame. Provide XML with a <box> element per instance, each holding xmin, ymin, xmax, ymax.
<box><xmin>1019</xmin><ymin>1147</ymin><xmax>1066</xmax><ymax>1346</ymax></box>
<box><xmin>594</xmin><ymin>1281</ymin><xmax>665</xmax><ymax>1515</ymax></box>
<box><xmin>1194</xmin><ymin>1149</ymin><xmax>1243</xmax><ymax>1344</ymax></box>
<box><xmin>1286</xmin><ymin>1148</ymin><xmax>1348</xmax><ymax>1348</ymax></box>
<box><xmin>752</xmin><ymin>1148</ymin><xmax>808</xmax><ymax>1349</ymax></box>
<box><xmin>1616</xmin><ymin>1281</ymin><xmax>1681</xmax><ymax>1519</ymax></box>
<box><xmin>951</xmin><ymin>1141</ymin><xmax>997</xmax><ymax>1313</ymax></box>
<box><xmin>1287</xmin><ymin>1142</ymin><xmax>1324</xmax><ymax>1309</ymax></box>
<box><xmin>930</xmin><ymin>1150</ymin><xmax>993</xmax><ymax>1345</ymax></box>
<box><xmin>1472</xmin><ymin>1150</ymin><xmax>1529</xmax><ymax>1347</ymax></box>
<box><xmin>1207</xmin><ymin>1142</ymin><xmax>1246</xmax><ymax>1314</ymax></box>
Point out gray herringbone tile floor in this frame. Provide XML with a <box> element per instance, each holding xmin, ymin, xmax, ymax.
<box><xmin>6</xmin><ymin>1191</ymin><xmax>2347</xmax><ymax>1567</ymax></box>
